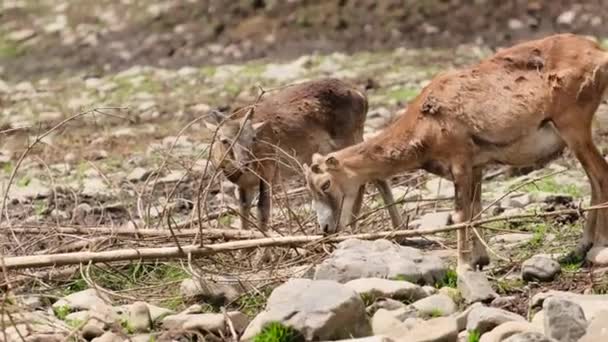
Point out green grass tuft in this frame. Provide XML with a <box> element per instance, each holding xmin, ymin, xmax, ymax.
<box><xmin>390</xmin><ymin>274</ymin><xmax>417</xmax><ymax>283</ymax></box>
<box><xmin>386</xmin><ymin>87</ymin><xmax>419</xmax><ymax>103</ymax></box>
<box><xmin>559</xmin><ymin>253</ymin><xmax>584</xmax><ymax>272</ymax></box>
<box><xmin>468</xmin><ymin>329</ymin><xmax>481</xmax><ymax>342</ymax></box>
<box><xmin>518</xmin><ymin>178</ymin><xmax>582</xmax><ymax>197</ymax></box>
<box><xmin>435</xmin><ymin>268</ymin><xmax>458</xmax><ymax>288</ymax></box>
<box><xmin>253</xmin><ymin>322</ymin><xmax>303</xmax><ymax>342</ymax></box>
<box><xmin>428</xmin><ymin>308</ymin><xmax>444</xmax><ymax>318</ymax></box>
<box><xmin>237</xmin><ymin>288</ymin><xmax>272</xmax><ymax>318</ymax></box>
<box><xmin>53</xmin><ymin>305</ymin><xmax>71</xmax><ymax>320</ymax></box>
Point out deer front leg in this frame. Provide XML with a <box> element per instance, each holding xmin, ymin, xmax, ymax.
<box><xmin>451</xmin><ymin>163</ymin><xmax>477</xmax><ymax>273</ymax></box>
<box><xmin>237</xmin><ymin>186</ymin><xmax>256</xmax><ymax>230</ymax></box>
<box><xmin>348</xmin><ymin>185</ymin><xmax>365</xmax><ymax>231</ymax></box>
<box><xmin>470</xmin><ymin>167</ymin><xmax>490</xmax><ymax>269</ymax></box>
<box><xmin>373</xmin><ymin>179</ymin><xmax>404</xmax><ymax>229</ymax></box>
<box><xmin>257</xmin><ymin>179</ymin><xmax>272</xmax><ymax>232</ymax></box>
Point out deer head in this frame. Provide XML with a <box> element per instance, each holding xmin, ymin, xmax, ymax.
<box><xmin>204</xmin><ymin>109</ymin><xmax>267</xmax><ymax>184</ymax></box>
<box><xmin>303</xmin><ymin>153</ymin><xmax>362</xmax><ymax>234</ymax></box>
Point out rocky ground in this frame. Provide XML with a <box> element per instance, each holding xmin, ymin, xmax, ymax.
<box><xmin>2</xmin><ymin>1</ymin><xmax>608</xmax><ymax>342</ymax></box>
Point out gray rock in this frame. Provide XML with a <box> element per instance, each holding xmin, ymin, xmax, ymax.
<box><xmin>22</xmin><ymin>333</ymin><xmax>66</xmax><ymax>342</ymax></box>
<box><xmin>458</xmin><ymin>271</ymin><xmax>498</xmax><ymax>304</ymax></box>
<box><xmin>162</xmin><ymin>311</ymin><xmax>247</xmax><ymax>334</ymax></box>
<box><xmin>115</xmin><ymin>303</ymin><xmax>172</xmax><ymax>323</ymax></box>
<box><xmin>129</xmin><ymin>302</ymin><xmax>152</xmax><ymax>333</ymax></box>
<box><xmin>181</xmin><ymin>313</ymin><xmax>225</xmax><ymax>332</ymax></box>
<box><xmin>19</xmin><ymin>295</ymin><xmax>48</xmax><ymax>310</ymax></box>
<box><xmin>157</xmin><ymin>170</ymin><xmax>187</xmax><ymax>183</ymax></box>
<box><xmin>489</xmin><ymin>234</ymin><xmax>533</xmax><ymax>248</ymax></box>
<box><xmin>81</xmin><ymin>178</ymin><xmax>111</xmax><ymax>198</ymax></box>
<box><xmin>418</xmin><ymin>212</ymin><xmax>452</xmax><ymax>229</ymax></box>
<box><xmin>522</xmin><ymin>255</ymin><xmax>561</xmax><ymax>282</ymax></box>
<box><xmin>425</xmin><ymin>178</ymin><xmax>454</xmax><ymax>197</ymax></box>
<box><xmin>490</xmin><ymin>296</ymin><xmax>518</xmax><ymax>309</ymax></box>
<box><xmin>372</xmin><ymin>309</ymin><xmax>409</xmax><ymax>337</ymax></box>
<box><xmin>531</xmin><ymin>290</ymin><xmax>608</xmax><ymax>321</ymax></box>
<box><xmin>400</xmin><ymin>316</ymin><xmax>458</xmax><ymax>342</ymax></box>
<box><xmin>556</xmin><ymin>10</ymin><xmax>576</xmax><ymax>25</ymax></box>
<box><xmin>332</xmin><ymin>337</ymin><xmax>395</xmax><ymax>342</ymax></box>
<box><xmin>466</xmin><ymin>305</ymin><xmax>526</xmax><ymax>334</ymax></box>
<box><xmin>241</xmin><ymin>279</ymin><xmax>370</xmax><ymax>341</ymax></box>
<box><xmin>130</xmin><ymin>334</ymin><xmax>159</xmax><ymax>342</ymax></box>
<box><xmin>411</xmin><ymin>294</ymin><xmax>457</xmax><ymax>317</ymax></box>
<box><xmin>345</xmin><ymin>278</ymin><xmax>428</xmax><ymax>302</ymax></box>
<box><xmin>367</xmin><ymin>297</ymin><xmax>408</xmax><ymax>315</ymax></box>
<box><xmin>503</xmin><ymin>332</ymin><xmax>557</xmax><ymax>342</ymax></box>
<box><xmin>579</xmin><ymin>310</ymin><xmax>608</xmax><ymax>342</ymax></box>
<box><xmin>505</xmin><ymin>194</ymin><xmax>532</xmax><ymax>208</ymax></box>
<box><xmin>82</xmin><ymin>321</ymin><xmax>105</xmax><ymax>340</ymax></box>
<box><xmin>454</xmin><ymin>302</ymin><xmax>483</xmax><ymax>331</ymax></box>
<box><xmin>8</xmin><ymin>179</ymin><xmax>52</xmax><ymax>203</ymax></box>
<box><xmin>543</xmin><ymin>297</ymin><xmax>587</xmax><ymax>342</ymax></box>
<box><xmin>53</xmin><ymin>289</ymin><xmax>110</xmax><ymax>312</ymax></box>
<box><xmin>91</xmin><ymin>332</ymin><xmax>124</xmax><ymax>342</ymax></box>
<box><xmin>73</xmin><ymin>203</ymin><xmax>93</xmax><ymax>222</ymax></box>
<box><xmin>127</xmin><ymin>167</ymin><xmax>152</xmax><ymax>182</ymax></box>
<box><xmin>179</xmin><ymin>276</ymin><xmax>245</xmax><ymax>304</ymax></box>
<box><xmin>479</xmin><ymin>322</ymin><xmax>543</xmax><ymax>342</ymax></box>
<box><xmin>314</xmin><ymin>239</ymin><xmax>446</xmax><ymax>285</ymax></box>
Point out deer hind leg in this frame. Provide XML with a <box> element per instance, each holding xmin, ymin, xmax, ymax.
<box><xmin>470</xmin><ymin>167</ymin><xmax>490</xmax><ymax>269</ymax></box>
<box><xmin>373</xmin><ymin>179</ymin><xmax>404</xmax><ymax>229</ymax></box>
<box><xmin>553</xmin><ymin>113</ymin><xmax>608</xmax><ymax>264</ymax></box>
<box><xmin>451</xmin><ymin>163</ymin><xmax>490</xmax><ymax>272</ymax></box>
<box><xmin>237</xmin><ymin>186</ymin><xmax>256</xmax><ymax>230</ymax></box>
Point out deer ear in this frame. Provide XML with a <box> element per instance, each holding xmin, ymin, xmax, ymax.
<box><xmin>325</xmin><ymin>155</ymin><xmax>340</xmax><ymax>170</ymax></box>
<box><xmin>252</xmin><ymin>121</ymin><xmax>267</xmax><ymax>134</ymax></box>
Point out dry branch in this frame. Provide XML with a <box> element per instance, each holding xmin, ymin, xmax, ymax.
<box><xmin>6</xmin><ymin>226</ymin><xmax>267</xmax><ymax>240</ymax></box>
<box><xmin>3</xmin><ymin>204</ymin><xmax>606</xmax><ymax>270</ymax></box>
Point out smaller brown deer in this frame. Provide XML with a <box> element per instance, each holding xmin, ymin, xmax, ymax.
<box><xmin>304</xmin><ymin>34</ymin><xmax>608</xmax><ymax>272</ymax></box>
<box><xmin>204</xmin><ymin>78</ymin><xmax>403</xmax><ymax>232</ymax></box>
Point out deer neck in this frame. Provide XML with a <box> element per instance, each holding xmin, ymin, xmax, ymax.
<box><xmin>334</xmin><ymin>117</ymin><xmax>424</xmax><ymax>184</ymax></box>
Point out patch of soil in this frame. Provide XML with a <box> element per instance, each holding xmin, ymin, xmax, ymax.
<box><xmin>4</xmin><ymin>0</ymin><xmax>608</xmax><ymax>79</ymax></box>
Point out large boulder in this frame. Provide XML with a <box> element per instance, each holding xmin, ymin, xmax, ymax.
<box><xmin>531</xmin><ymin>291</ymin><xmax>608</xmax><ymax>321</ymax></box>
<box><xmin>521</xmin><ymin>255</ymin><xmax>561</xmax><ymax>282</ymax></box>
<box><xmin>345</xmin><ymin>278</ymin><xmax>428</xmax><ymax>302</ymax></box>
<box><xmin>241</xmin><ymin>279</ymin><xmax>371</xmax><ymax>341</ymax></box>
<box><xmin>457</xmin><ymin>271</ymin><xmax>498</xmax><ymax>304</ymax></box>
<box><xmin>466</xmin><ymin>305</ymin><xmax>526</xmax><ymax>334</ymax></box>
<box><xmin>479</xmin><ymin>322</ymin><xmax>543</xmax><ymax>342</ymax></box>
<box><xmin>543</xmin><ymin>298</ymin><xmax>587</xmax><ymax>342</ymax></box>
<box><xmin>314</xmin><ymin>239</ymin><xmax>446</xmax><ymax>285</ymax></box>
<box><xmin>579</xmin><ymin>310</ymin><xmax>608</xmax><ymax>342</ymax></box>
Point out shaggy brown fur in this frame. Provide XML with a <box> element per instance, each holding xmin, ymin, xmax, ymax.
<box><xmin>305</xmin><ymin>34</ymin><xmax>608</xmax><ymax>271</ymax></box>
<box><xmin>206</xmin><ymin>78</ymin><xmax>402</xmax><ymax>232</ymax></box>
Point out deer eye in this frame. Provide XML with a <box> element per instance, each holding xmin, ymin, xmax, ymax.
<box><xmin>220</xmin><ymin>138</ymin><xmax>230</xmax><ymax>146</ymax></box>
<box><xmin>320</xmin><ymin>180</ymin><xmax>331</xmax><ymax>192</ymax></box>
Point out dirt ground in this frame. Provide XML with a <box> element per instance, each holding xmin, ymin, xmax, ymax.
<box><xmin>3</xmin><ymin>0</ymin><xmax>608</xmax><ymax>80</ymax></box>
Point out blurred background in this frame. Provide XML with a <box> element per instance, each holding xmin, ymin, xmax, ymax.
<box><xmin>2</xmin><ymin>0</ymin><xmax>608</xmax><ymax>80</ymax></box>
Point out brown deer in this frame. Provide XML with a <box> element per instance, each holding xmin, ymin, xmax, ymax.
<box><xmin>303</xmin><ymin>34</ymin><xmax>608</xmax><ymax>271</ymax></box>
<box><xmin>204</xmin><ymin>78</ymin><xmax>403</xmax><ymax>232</ymax></box>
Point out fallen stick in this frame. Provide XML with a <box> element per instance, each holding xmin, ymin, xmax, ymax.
<box><xmin>5</xmin><ymin>227</ymin><xmax>267</xmax><ymax>240</ymax></box>
<box><xmin>2</xmin><ymin>204</ymin><xmax>605</xmax><ymax>270</ymax></box>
